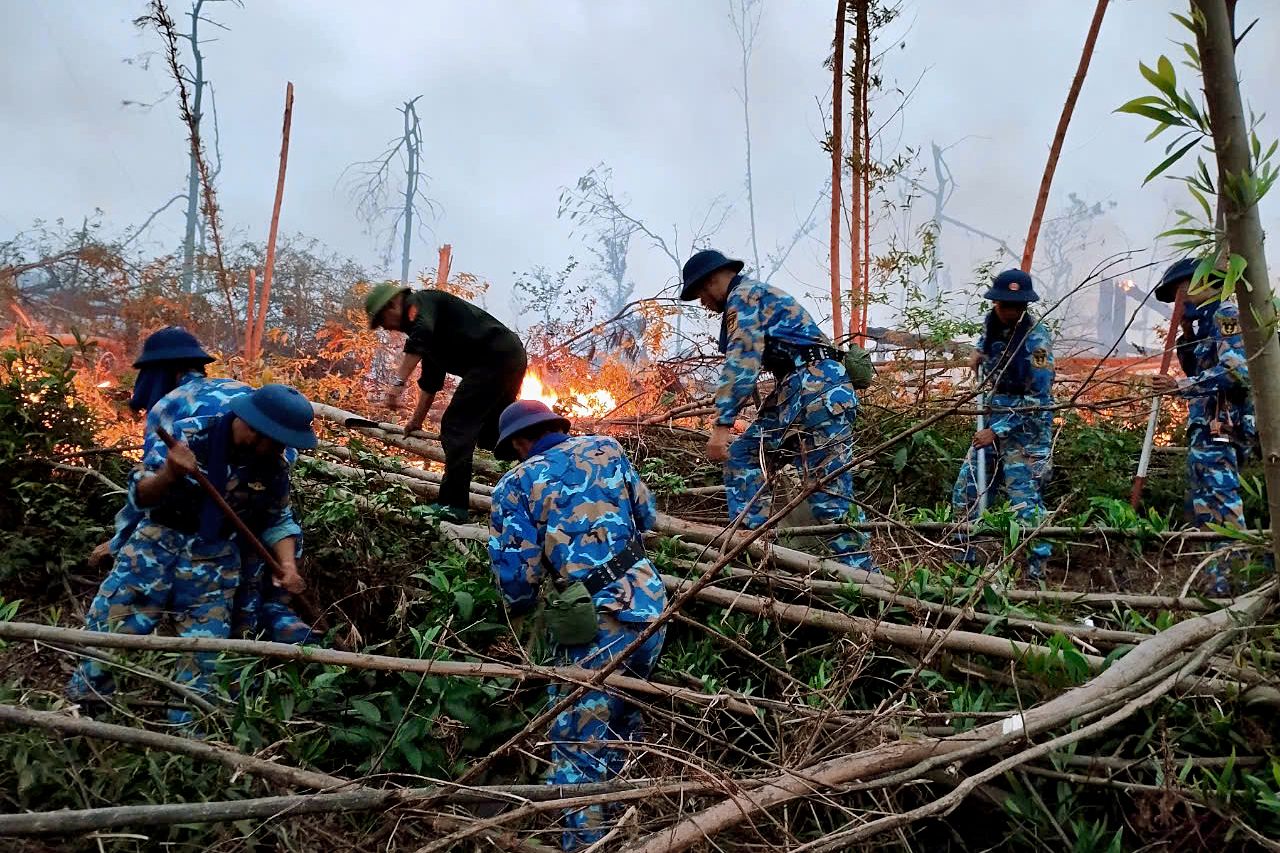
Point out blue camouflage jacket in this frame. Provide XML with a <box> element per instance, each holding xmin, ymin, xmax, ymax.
<box><xmin>488</xmin><ymin>434</ymin><xmax>666</xmax><ymax>623</ymax></box>
<box><xmin>111</xmin><ymin>373</ymin><xmax>247</xmax><ymax>552</ymax></box>
<box><xmin>112</xmin><ymin>373</ymin><xmax>301</xmax><ymax>552</ymax></box>
<box><xmin>1179</xmin><ymin>297</ymin><xmax>1255</xmax><ymax>433</ymax></box>
<box><xmin>128</xmin><ymin>376</ymin><xmax>300</xmax><ymax>550</ymax></box>
<box><xmin>979</xmin><ymin>314</ymin><xmax>1054</xmax><ymax>451</ymax></box>
<box><xmin>714</xmin><ymin>277</ymin><xmax>840</xmax><ymax>426</ymax></box>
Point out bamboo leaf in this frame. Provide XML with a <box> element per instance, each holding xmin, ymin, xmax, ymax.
<box><xmin>1191</xmin><ymin>257</ymin><xmax>1216</xmax><ymax>287</ymax></box>
<box><xmin>1186</xmin><ymin>185</ymin><xmax>1213</xmax><ymax>222</ymax></box>
<box><xmin>1115</xmin><ymin>95</ymin><xmax>1165</xmax><ymax>112</ymax></box>
<box><xmin>1163</xmin><ymin>129</ymin><xmax>1199</xmax><ymax>153</ymax></box>
<box><xmin>1157</xmin><ymin>55</ymin><xmax>1177</xmax><ymax>92</ymax></box>
<box><xmin>1180</xmin><ymin>40</ymin><xmax>1201</xmax><ymax>70</ymax></box>
<box><xmin>1139</xmin><ymin>61</ymin><xmax>1165</xmax><ymax>94</ymax></box>
<box><xmin>1143</xmin><ymin>139</ymin><xmax>1199</xmax><ymax>185</ymax></box>
<box><xmin>1198</xmin><ymin>158</ymin><xmax>1215</xmax><ymax>191</ymax></box>
<box><xmin>1226</xmin><ymin>253</ymin><xmax>1248</xmax><ymax>294</ymax></box>
<box><xmin>1117</xmin><ymin>101</ymin><xmax>1183</xmax><ymax>125</ymax></box>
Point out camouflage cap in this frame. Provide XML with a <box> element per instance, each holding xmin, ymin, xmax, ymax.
<box><xmin>365</xmin><ymin>282</ymin><xmax>408</xmax><ymax>328</ymax></box>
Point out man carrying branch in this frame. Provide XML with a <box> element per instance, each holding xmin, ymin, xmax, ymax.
<box><xmin>1151</xmin><ymin>258</ymin><xmax>1256</xmax><ymax>595</ymax></box>
<box><xmin>365</xmin><ymin>282</ymin><xmax>527</xmax><ymax>523</ymax></box>
<box><xmin>680</xmin><ymin>249</ymin><xmax>877</xmax><ymax>571</ymax></box>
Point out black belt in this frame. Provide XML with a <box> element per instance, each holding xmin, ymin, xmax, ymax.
<box><xmin>582</xmin><ymin>539</ymin><xmax>647</xmax><ymax>596</ymax></box>
<box><xmin>148</xmin><ymin>506</ymin><xmax>200</xmax><ymax>535</ymax></box>
<box><xmin>765</xmin><ymin>343</ymin><xmax>841</xmax><ymax>377</ymax></box>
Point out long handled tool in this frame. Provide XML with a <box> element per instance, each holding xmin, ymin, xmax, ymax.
<box><xmin>974</xmin><ymin>390</ymin><xmax>989</xmax><ymax>515</ymax></box>
<box><xmin>1130</xmin><ymin>287</ymin><xmax>1186</xmax><ymax>508</ymax></box>
<box><xmin>155</xmin><ymin>427</ymin><xmax>329</xmax><ymax>634</ymax></box>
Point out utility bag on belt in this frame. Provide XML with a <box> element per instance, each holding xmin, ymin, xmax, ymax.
<box><xmin>841</xmin><ymin>342</ymin><xmax>874</xmax><ymax>389</ymax></box>
<box><xmin>541</xmin><ymin>539</ymin><xmax>647</xmax><ymax>647</ymax></box>
<box><xmin>544</xmin><ymin>581</ymin><xmax>599</xmax><ymax>646</ymax></box>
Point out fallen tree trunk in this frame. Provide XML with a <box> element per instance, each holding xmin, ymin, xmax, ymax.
<box><xmin>0</xmin><ymin>779</ymin><xmax>736</xmax><ymax>836</ymax></box>
<box><xmin>664</xmin><ymin>575</ymin><xmax>1108</xmax><ymax>671</ymax></box>
<box><xmin>694</xmin><ymin>562</ymin><xmax>1151</xmax><ymax>647</ymax></box>
<box><xmin>0</xmin><ymin>704</ymin><xmax>350</xmax><ymax>792</ymax></box>
<box><xmin>782</xmin><ymin>521</ymin><xmax>1261</xmax><ymax>542</ymax></box>
<box><xmin>310</xmin><ymin>403</ymin><xmax>496</xmax><ymax>473</ymax></box>
<box><xmin>0</xmin><ymin>622</ymin><xmax>760</xmax><ymax>717</ymax></box>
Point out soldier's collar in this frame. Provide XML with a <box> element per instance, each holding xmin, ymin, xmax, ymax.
<box><xmin>528</xmin><ymin>431</ymin><xmax>571</xmax><ymax>459</ymax></box>
<box><xmin>1183</xmin><ymin>296</ymin><xmax>1221</xmax><ymax>322</ymax></box>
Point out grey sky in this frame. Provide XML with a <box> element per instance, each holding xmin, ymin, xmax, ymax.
<box><xmin>3</xmin><ymin>1</ymin><xmax>1278</xmax><ymax>344</ymax></box>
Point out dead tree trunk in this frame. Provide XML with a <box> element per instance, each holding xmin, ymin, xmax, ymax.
<box><xmin>730</xmin><ymin>0</ymin><xmax>763</xmax><ymax>274</ymax></box>
<box><xmin>399</xmin><ymin>98</ymin><xmax>424</xmax><ymax>287</ymax></box>
<box><xmin>253</xmin><ymin>81</ymin><xmax>294</xmax><ymax>362</ymax></box>
<box><xmin>1193</xmin><ymin>0</ymin><xmax>1280</xmax><ymax>564</ymax></box>
<box><xmin>847</xmin><ymin>0</ymin><xmax>866</xmax><ymax>343</ymax></box>
<box><xmin>829</xmin><ymin>0</ymin><xmax>847</xmax><ymax>341</ymax></box>
<box><xmin>858</xmin><ymin>1</ymin><xmax>871</xmax><ymax>344</ymax></box>
<box><xmin>1020</xmin><ymin>0</ymin><xmax>1107</xmax><ymax>272</ymax></box>
<box><xmin>436</xmin><ymin>244</ymin><xmax>452</xmax><ymax>288</ymax></box>
<box><xmin>179</xmin><ymin>0</ymin><xmax>208</xmax><ymax>293</ymax></box>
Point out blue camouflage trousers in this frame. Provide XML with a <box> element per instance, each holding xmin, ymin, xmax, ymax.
<box><xmin>548</xmin><ymin>612</ymin><xmax>666</xmax><ymax>851</ymax></box>
<box><xmin>1186</xmin><ymin>425</ymin><xmax>1246</xmax><ymax>595</ymax></box>
<box><xmin>67</xmin><ymin>522</ymin><xmax>240</xmax><ymax>724</ymax></box>
<box><xmin>725</xmin><ymin>361</ymin><xmax>876</xmax><ymax>571</ymax></box>
<box><xmin>952</xmin><ymin>441</ymin><xmax>1052</xmax><ymax>576</ymax></box>
<box><xmin>233</xmin><ymin>557</ymin><xmax>313</xmax><ymax>643</ymax></box>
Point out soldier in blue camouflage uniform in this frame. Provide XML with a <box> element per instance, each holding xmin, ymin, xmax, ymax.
<box><xmin>679</xmin><ymin>249</ymin><xmax>876</xmax><ymax>571</ymax></box>
<box><xmin>952</xmin><ymin>270</ymin><xmax>1055</xmax><ymax>580</ymax></box>
<box><xmin>96</xmin><ymin>329</ymin><xmax>311</xmax><ymax>644</ymax></box>
<box><xmin>68</xmin><ymin>384</ymin><xmax>317</xmax><ymax>722</ymax></box>
<box><xmin>488</xmin><ymin>400</ymin><xmax>666</xmax><ymax>851</ymax></box>
<box><xmin>1153</xmin><ymin>258</ymin><xmax>1256</xmax><ymax>595</ymax></box>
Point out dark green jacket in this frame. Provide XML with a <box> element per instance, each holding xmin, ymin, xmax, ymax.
<box><xmin>402</xmin><ymin>291</ymin><xmax>525</xmax><ymax>392</ymax></box>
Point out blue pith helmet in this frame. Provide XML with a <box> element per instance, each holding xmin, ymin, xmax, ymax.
<box><xmin>132</xmin><ymin>327</ymin><xmax>215</xmax><ymax>368</ymax></box>
<box><xmin>229</xmin><ymin>384</ymin><xmax>318</xmax><ymax>449</ymax></box>
<box><xmin>983</xmin><ymin>269</ymin><xmax>1040</xmax><ymax>304</ymax></box>
<box><xmin>1155</xmin><ymin>257</ymin><xmax>1203</xmax><ymax>303</ymax></box>
<box><xmin>494</xmin><ymin>400</ymin><xmax>570</xmax><ymax>461</ymax></box>
<box><xmin>679</xmin><ymin>249</ymin><xmax>745</xmax><ymax>301</ymax></box>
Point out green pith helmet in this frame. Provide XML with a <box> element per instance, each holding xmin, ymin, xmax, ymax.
<box><xmin>365</xmin><ymin>282</ymin><xmax>408</xmax><ymax>328</ymax></box>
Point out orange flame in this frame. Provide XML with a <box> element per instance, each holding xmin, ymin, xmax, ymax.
<box><xmin>520</xmin><ymin>369</ymin><xmax>618</xmax><ymax>419</ymax></box>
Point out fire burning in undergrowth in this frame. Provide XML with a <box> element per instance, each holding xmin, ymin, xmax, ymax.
<box><xmin>520</xmin><ymin>370</ymin><xmax>618</xmax><ymax>419</ymax></box>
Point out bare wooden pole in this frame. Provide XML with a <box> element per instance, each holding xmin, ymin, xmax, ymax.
<box><xmin>858</xmin><ymin>1</ymin><xmax>872</xmax><ymax>344</ymax></box>
<box><xmin>436</xmin><ymin>243</ymin><xmax>452</xmax><ymax>288</ymax></box>
<box><xmin>0</xmin><ymin>703</ymin><xmax>349</xmax><ymax>792</ymax></box>
<box><xmin>243</xmin><ymin>266</ymin><xmax>256</xmax><ymax>358</ymax></box>
<box><xmin>829</xmin><ymin>0</ymin><xmax>847</xmax><ymax>342</ymax></box>
<box><xmin>848</xmin><ymin>0</ymin><xmax>865</xmax><ymax>342</ymax></box>
<box><xmin>1020</xmin><ymin>0</ymin><xmax>1107</xmax><ymax>271</ymax></box>
<box><xmin>254</xmin><ymin>81</ymin><xmax>294</xmax><ymax>360</ymax></box>
<box><xmin>1131</xmin><ymin>287</ymin><xmax>1185</xmax><ymax>507</ymax></box>
<box><xmin>0</xmin><ymin>622</ymin><xmax>761</xmax><ymax>717</ymax></box>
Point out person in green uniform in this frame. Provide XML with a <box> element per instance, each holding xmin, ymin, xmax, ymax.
<box><xmin>366</xmin><ymin>283</ymin><xmax>528</xmax><ymax>521</ymax></box>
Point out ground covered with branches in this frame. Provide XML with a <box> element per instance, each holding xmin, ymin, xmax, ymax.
<box><xmin>1</xmin><ymin>334</ymin><xmax>1279</xmax><ymax>853</ymax></box>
